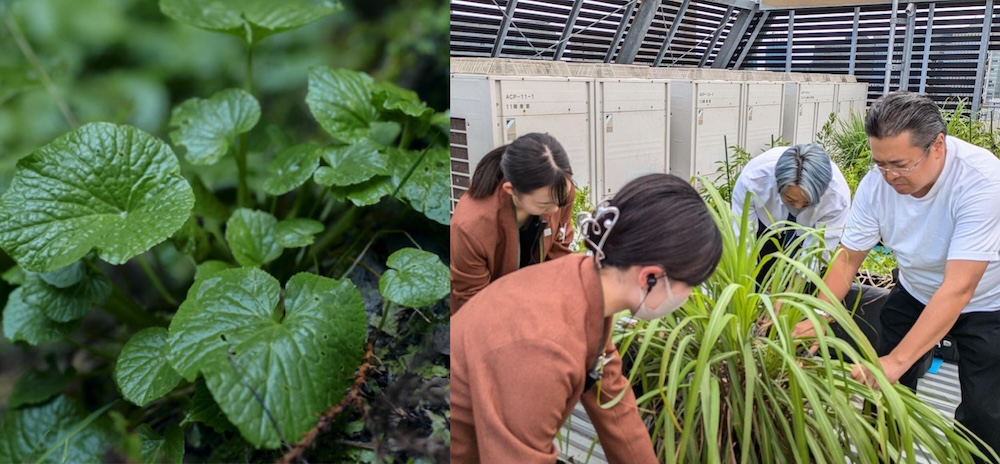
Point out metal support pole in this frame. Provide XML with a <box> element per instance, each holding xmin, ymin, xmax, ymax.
<box><xmin>617</xmin><ymin>0</ymin><xmax>662</xmax><ymax>64</ymax></box>
<box><xmin>554</xmin><ymin>0</ymin><xmax>585</xmax><ymax>61</ymax></box>
<box><xmin>605</xmin><ymin>1</ymin><xmax>637</xmax><ymax>63</ymax></box>
<box><xmin>849</xmin><ymin>7</ymin><xmax>860</xmax><ymax>74</ymax></box>
<box><xmin>899</xmin><ymin>3</ymin><xmax>916</xmax><ymax>90</ymax></box>
<box><xmin>713</xmin><ymin>5</ymin><xmax>757</xmax><ymax>68</ymax></box>
<box><xmin>700</xmin><ymin>5</ymin><xmax>734</xmax><ymax>67</ymax></box>
<box><xmin>785</xmin><ymin>10</ymin><xmax>794</xmax><ymax>72</ymax></box>
<box><xmin>883</xmin><ymin>0</ymin><xmax>900</xmax><ymax>95</ymax></box>
<box><xmin>653</xmin><ymin>0</ymin><xmax>691</xmax><ymax>66</ymax></box>
<box><xmin>972</xmin><ymin>0</ymin><xmax>994</xmax><ymax>112</ymax></box>
<box><xmin>491</xmin><ymin>0</ymin><xmax>519</xmax><ymax>58</ymax></box>
<box><xmin>918</xmin><ymin>3</ymin><xmax>935</xmax><ymax>94</ymax></box>
<box><xmin>734</xmin><ymin>10</ymin><xmax>770</xmax><ymax>69</ymax></box>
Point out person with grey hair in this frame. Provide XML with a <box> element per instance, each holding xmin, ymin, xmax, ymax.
<box><xmin>731</xmin><ymin>143</ymin><xmax>851</xmax><ymax>280</ymax></box>
<box><xmin>807</xmin><ymin>91</ymin><xmax>1000</xmax><ymax>462</ymax></box>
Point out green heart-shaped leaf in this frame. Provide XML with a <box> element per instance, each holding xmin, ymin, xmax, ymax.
<box><xmin>169</xmin><ymin>88</ymin><xmax>260</xmax><ymax>166</ymax></box>
<box><xmin>375</xmin><ymin>82</ymin><xmax>432</xmax><ymax>119</ymax></box>
<box><xmin>379</xmin><ymin>248</ymin><xmax>449</xmax><ymax>308</ymax></box>
<box><xmin>194</xmin><ymin>260</ymin><xmax>236</xmax><ymax>282</ymax></box>
<box><xmin>160</xmin><ymin>0</ymin><xmax>342</xmax><ymax>44</ymax></box>
<box><xmin>171</xmin><ymin>216</ymin><xmax>210</xmax><ymax>261</ymax></box>
<box><xmin>38</xmin><ymin>261</ymin><xmax>85</xmax><ymax>288</ymax></box>
<box><xmin>21</xmin><ymin>268</ymin><xmax>111</xmax><ymax>323</ymax></box>
<box><xmin>180</xmin><ymin>380</ymin><xmax>234</xmax><ymax>432</ymax></box>
<box><xmin>0</xmin><ymin>123</ymin><xmax>195</xmax><ymax>273</ymax></box>
<box><xmin>138</xmin><ymin>424</ymin><xmax>184</xmax><ymax>464</ymax></box>
<box><xmin>0</xmin><ymin>395</ymin><xmax>113</xmax><ymax>464</ymax></box>
<box><xmin>9</xmin><ymin>364</ymin><xmax>76</xmax><ymax>409</ymax></box>
<box><xmin>190</xmin><ymin>176</ymin><xmax>230</xmax><ymax>221</ymax></box>
<box><xmin>392</xmin><ymin>148</ymin><xmax>449</xmax><ymax>225</ymax></box>
<box><xmin>276</xmin><ymin>219</ymin><xmax>323</xmax><ymax>248</ymax></box>
<box><xmin>1</xmin><ymin>266</ymin><xmax>25</xmax><ymax>285</ymax></box>
<box><xmin>225</xmin><ymin>209</ymin><xmax>282</xmax><ymax>267</ymax></box>
<box><xmin>263</xmin><ymin>144</ymin><xmax>322</xmax><ymax>196</ymax></box>
<box><xmin>313</xmin><ymin>140</ymin><xmax>389</xmax><ymax>187</ymax></box>
<box><xmin>341</xmin><ymin>177</ymin><xmax>395</xmax><ymax>207</ymax></box>
<box><xmin>306</xmin><ymin>67</ymin><xmax>377</xmax><ymax>143</ymax></box>
<box><xmin>167</xmin><ymin>269</ymin><xmax>366</xmax><ymax>448</ymax></box>
<box><xmin>369</xmin><ymin>121</ymin><xmax>402</xmax><ymax>146</ymax></box>
<box><xmin>3</xmin><ymin>288</ymin><xmax>79</xmax><ymax>345</ymax></box>
<box><xmin>115</xmin><ymin>327</ymin><xmax>183</xmax><ymax>407</ymax></box>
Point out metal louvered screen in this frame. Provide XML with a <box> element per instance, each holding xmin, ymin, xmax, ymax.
<box><xmin>452</xmin><ymin>0</ymin><xmax>1000</xmax><ymax>112</ymax></box>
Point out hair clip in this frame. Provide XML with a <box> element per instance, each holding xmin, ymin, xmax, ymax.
<box><xmin>576</xmin><ymin>204</ymin><xmax>620</xmax><ymax>268</ymax></box>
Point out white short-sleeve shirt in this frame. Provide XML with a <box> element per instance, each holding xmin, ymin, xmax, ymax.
<box><xmin>731</xmin><ymin>146</ymin><xmax>852</xmax><ymax>253</ymax></box>
<box><xmin>841</xmin><ymin>136</ymin><xmax>1000</xmax><ymax>313</ymax></box>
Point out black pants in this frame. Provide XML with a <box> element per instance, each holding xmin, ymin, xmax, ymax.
<box><xmin>880</xmin><ymin>282</ymin><xmax>1000</xmax><ymax>462</ymax></box>
<box><xmin>756</xmin><ymin>220</ymin><xmax>801</xmax><ymax>288</ymax></box>
<box><xmin>829</xmin><ymin>283</ymin><xmax>887</xmax><ymax>360</ymax></box>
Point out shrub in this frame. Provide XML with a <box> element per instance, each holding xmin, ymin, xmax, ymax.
<box><xmin>615</xmin><ymin>181</ymin><xmax>996</xmax><ymax>463</ymax></box>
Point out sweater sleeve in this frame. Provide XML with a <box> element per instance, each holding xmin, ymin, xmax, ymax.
<box><xmin>580</xmin><ymin>342</ymin><xmax>658</xmax><ymax>464</ymax></box>
<box><xmin>450</xmin><ymin>221</ymin><xmax>492</xmax><ymax>315</ymax></box>
<box><xmin>548</xmin><ymin>203</ymin><xmax>576</xmax><ymax>260</ymax></box>
<box><xmin>547</xmin><ymin>184</ymin><xmax>578</xmax><ymax>260</ymax></box>
<box><xmin>471</xmin><ymin>340</ymin><xmax>579</xmax><ymax>463</ymax></box>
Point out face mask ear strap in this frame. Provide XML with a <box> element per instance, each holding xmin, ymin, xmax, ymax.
<box><xmin>576</xmin><ymin>203</ymin><xmax>620</xmax><ymax>269</ymax></box>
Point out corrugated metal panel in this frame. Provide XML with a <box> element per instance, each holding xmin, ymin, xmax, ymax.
<box><xmin>451</xmin><ymin>1</ymin><xmax>1000</xmax><ymax>111</ymax></box>
<box><xmin>738</xmin><ymin>2</ymin><xmax>1000</xmax><ymax>109</ymax></box>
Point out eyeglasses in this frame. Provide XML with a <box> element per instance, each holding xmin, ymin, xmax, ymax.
<box><xmin>871</xmin><ymin>144</ymin><xmax>932</xmax><ymax>176</ymax></box>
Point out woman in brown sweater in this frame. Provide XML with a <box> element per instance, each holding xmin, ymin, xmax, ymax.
<box><xmin>451</xmin><ymin>173</ymin><xmax>724</xmax><ymax>463</ymax></box>
<box><xmin>450</xmin><ymin>133</ymin><xmax>576</xmax><ymax>314</ymax></box>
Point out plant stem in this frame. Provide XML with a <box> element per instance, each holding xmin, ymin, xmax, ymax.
<box><xmin>289</xmin><ymin>187</ymin><xmax>311</xmax><ymax>219</ymax></box>
<box><xmin>101</xmin><ymin>287</ymin><xmax>166</xmax><ymax>329</ymax></box>
<box><xmin>235</xmin><ymin>135</ymin><xmax>250</xmax><ymax>209</ymax></box>
<box><xmin>376</xmin><ymin>300</ymin><xmax>391</xmax><ymax>333</ymax></box>
<box><xmin>390</xmin><ymin>149</ymin><xmax>428</xmax><ymax>200</ymax></box>
<box><xmin>398</xmin><ymin>120</ymin><xmax>412</xmax><ymax>149</ymax></box>
<box><xmin>338</xmin><ymin>229</ymin><xmax>415</xmax><ymax>280</ymax></box>
<box><xmin>137</xmin><ymin>253</ymin><xmax>178</xmax><ymax>306</ymax></box>
<box><xmin>340</xmin><ymin>232</ymin><xmax>383</xmax><ymax>280</ymax></box>
<box><xmin>235</xmin><ymin>42</ymin><xmax>255</xmax><ymax>209</ymax></box>
<box><xmin>307</xmin><ymin>204</ymin><xmax>359</xmax><ymax>264</ymax></box>
<box><xmin>245</xmin><ymin>42</ymin><xmax>254</xmax><ymax>93</ymax></box>
<box><xmin>3</xmin><ymin>9</ymin><xmax>78</xmax><ymax>129</ymax></box>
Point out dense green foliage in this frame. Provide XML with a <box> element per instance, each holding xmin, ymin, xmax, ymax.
<box><xmin>0</xmin><ymin>1</ymin><xmax>449</xmax><ymax>462</ymax></box>
<box><xmin>618</xmin><ymin>182</ymin><xmax>996</xmax><ymax>463</ymax></box>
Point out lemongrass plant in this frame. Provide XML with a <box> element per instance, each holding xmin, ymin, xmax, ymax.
<box><xmin>610</xmin><ymin>181</ymin><xmax>997</xmax><ymax>463</ymax></box>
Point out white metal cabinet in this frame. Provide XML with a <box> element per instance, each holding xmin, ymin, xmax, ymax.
<box><xmin>835</xmin><ymin>82</ymin><xmax>869</xmax><ymax>124</ymax></box>
<box><xmin>669</xmin><ymin>80</ymin><xmax>742</xmax><ymax>180</ymax></box>
<box><xmin>783</xmin><ymin>82</ymin><xmax>837</xmax><ymax>145</ymax></box>
<box><xmin>596</xmin><ymin>79</ymin><xmax>669</xmax><ymax>202</ymax></box>
<box><xmin>742</xmin><ymin>82</ymin><xmax>785</xmax><ymax>156</ymax></box>
<box><xmin>449</xmin><ymin>74</ymin><xmax>596</xmax><ymax>207</ymax></box>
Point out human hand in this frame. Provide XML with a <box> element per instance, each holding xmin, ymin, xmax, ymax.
<box><xmin>791</xmin><ymin>315</ymin><xmax>833</xmax><ymax>357</ymax></box>
<box><xmin>851</xmin><ymin>363</ymin><xmax>877</xmax><ymax>388</ymax></box>
<box><xmin>792</xmin><ymin>318</ymin><xmax>820</xmax><ymax>338</ymax></box>
<box><xmin>851</xmin><ymin>355</ymin><xmax>907</xmax><ymax>389</ymax></box>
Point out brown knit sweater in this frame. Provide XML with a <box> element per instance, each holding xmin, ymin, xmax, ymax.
<box><xmin>451</xmin><ymin>254</ymin><xmax>658</xmax><ymax>463</ymax></box>
<box><xmin>450</xmin><ymin>183</ymin><xmax>575</xmax><ymax>314</ymax></box>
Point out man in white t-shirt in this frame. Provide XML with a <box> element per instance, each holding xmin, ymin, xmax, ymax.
<box><xmin>732</xmin><ymin>143</ymin><xmax>851</xmax><ymax>282</ymax></box>
<box><xmin>813</xmin><ymin>91</ymin><xmax>1000</xmax><ymax>460</ymax></box>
